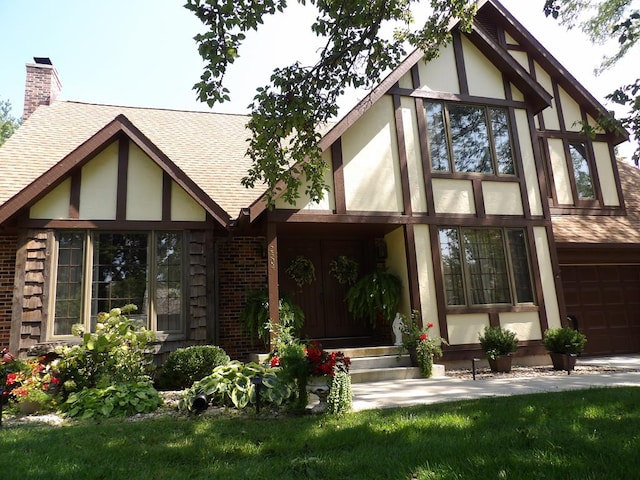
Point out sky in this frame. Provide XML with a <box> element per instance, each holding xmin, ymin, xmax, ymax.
<box><xmin>0</xmin><ymin>0</ymin><xmax>635</xmax><ymax>158</ymax></box>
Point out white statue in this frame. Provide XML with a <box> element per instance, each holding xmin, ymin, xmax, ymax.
<box><xmin>392</xmin><ymin>312</ymin><xmax>404</xmax><ymax>346</ymax></box>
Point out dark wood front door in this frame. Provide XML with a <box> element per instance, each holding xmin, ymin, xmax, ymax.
<box><xmin>561</xmin><ymin>265</ymin><xmax>640</xmax><ymax>355</ymax></box>
<box><xmin>279</xmin><ymin>238</ymin><xmax>374</xmax><ymax>342</ymax></box>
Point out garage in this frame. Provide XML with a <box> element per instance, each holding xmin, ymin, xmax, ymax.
<box><xmin>561</xmin><ymin>264</ymin><xmax>640</xmax><ymax>355</ymax></box>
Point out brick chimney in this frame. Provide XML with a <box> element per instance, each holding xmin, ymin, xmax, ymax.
<box><xmin>23</xmin><ymin>57</ymin><xmax>62</xmax><ymax>121</ymax></box>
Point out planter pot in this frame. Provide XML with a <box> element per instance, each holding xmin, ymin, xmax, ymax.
<box><xmin>488</xmin><ymin>355</ymin><xmax>512</xmax><ymax>373</ymax></box>
<box><xmin>306</xmin><ymin>376</ymin><xmax>331</xmax><ymax>414</ymax></box>
<box><xmin>550</xmin><ymin>352</ymin><xmax>578</xmax><ymax>371</ymax></box>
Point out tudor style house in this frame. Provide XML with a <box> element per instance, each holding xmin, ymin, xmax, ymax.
<box><xmin>0</xmin><ymin>0</ymin><xmax>635</xmax><ymax>364</ymax></box>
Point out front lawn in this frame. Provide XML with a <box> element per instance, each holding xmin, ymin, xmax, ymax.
<box><xmin>1</xmin><ymin>387</ymin><xmax>639</xmax><ymax>479</ymax></box>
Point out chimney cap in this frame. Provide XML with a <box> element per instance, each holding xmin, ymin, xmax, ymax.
<box><xmin>33</xmin><ymin>57</ymin><xmax>53</xmax><ymax>65</ymax></box>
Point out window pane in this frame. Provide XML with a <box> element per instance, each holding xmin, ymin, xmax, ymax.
<box><xmin>462</xmin><ymin>229</ymin><xmax>510</xmax><ymax>304</ymax></box>
<box><xmin>490</xmin><ymin>108</ymin><xmax>514</xmax><ymax>175</ymax></box>
<box><xmin>425</xmin><ymin>101</ymin><xmax>451</xmax><ymax>171</ymax></box>
<box><xmin>91</xmin><ymin>233</ymin><xmax>148</xmax><ymax>327</ymax></box>
<box><xmin>569</xmin><ymin>143</ymin><xmax>595</xmax><ymax>199</ymax></box>
<box><xmin>55</xmin><ymin>232</ymin><xmax>84</xmax><ymax>335</ymax></box>
<box><xmin>439</xmin><ymin>228</ymin><xmax>465</xmax><ymax>305</ymax></box>
<box><xmin>507</xmin><ymin>229</ymin><xmax>534</xmax><ymax>303</ymax></box>
<box><xmin>156</xmin><ymin>232</ymin><xmax>183</xmax><ymax>332</ymax></box>
<box><xmin>450</xmin><ymin>104</ymin><xmax>492</xmax><ymax>173</ymax></box>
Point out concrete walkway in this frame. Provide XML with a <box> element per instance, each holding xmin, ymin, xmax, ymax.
<box><xmin>350</xmin><ymin>355</ymin><xmax>640</xmax><ymax>411</ymax></box>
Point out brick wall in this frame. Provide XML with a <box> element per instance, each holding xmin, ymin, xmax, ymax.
<box><xmin>0</xmin><ymin>235</ymin><xmax>17</xmax><ymax>348</ymax></box>
<box><xmin>217</xmin><ymin>236</ymin><xmax>268</xmax><ymax>360</ymax></box>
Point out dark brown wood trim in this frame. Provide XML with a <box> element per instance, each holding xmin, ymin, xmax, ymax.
<box><xmin>162</xmin><ymin>171</ymin><xmax>172</xmax><ymax>222</ymax></box>
<box><xmin>452</xmin><ymin>30</ymin><xmax>469</xmax><ymax>95</ymax></box>
<box><xmin>266</xmin><ymin>222</ymin><xmax>279</xmax><ymax>348</ymax></box>
<box><xmin>404</xmin><ymin>224</ymin><xmax>421</xmax><ymax>313</ymax></box>
<box><xmin>410</xmin><ymin>64</ymin><xmax>420</xmax><ymax>90</ymax></box>
<box><xmin>429</xmin><ymin>224</ymin><xmax>449</xmax><ymax>344</ymax></box>
<box><xmin>472</xmin><ymin>178</ymin><xmax>486</xmax><ymax>218</ymax></box>
<box><xmin>387</xmin><ymin>87</ymin><xmax>529</xmax><ymax>110</ymax></box>
<box><xmin>430</xmin><ymin>171</ymin><xmax>518</xmax><ymax>182</ymax></box>
<box><xmin>562</xmin><ymin>139</ymin><xmax>581</xmax><ymax>205</ymax></box>
<box><xmin>549</xmin><ymin>206</ymin><xmax>625</xmax><ymax>216</ymax></box>
<box><xmin>41</xmin><ymin>230</ymin><xmax>54</xmax><ymax>341</ymax></box>
<box><xmin>116</xmin><ymin>138</ymin><xmax>129</xmax><ymax>221</ymax></box>
<box><xmin>18</xmin><ymin>219</ymin><xmax>214</xmax><ymax>230</ymax></box>
<box><xmin>393</xmin><ymin>94</ymin><xmax>412</xmax><ymax>215</ymax></box>
<box><xmin>266</xmin><ymin>210</ymin><xmax>548</xmax><ymax>227</ymax></box>
<box><xmin>552</xmin><ymin>81</ymin><xmax>567</xmax><ymax>134</ymax></box>
<box><xmin>331</xmin><ymin>138</ymin><xmax>347</xmax><ymax>215</ymax></box>
<box><xmin>68</xmin><ymin>169</ymin><xmax>81</xmax><ymax>219</ymax></box>
<box><xmin>445</xmin><ymin>304</ymin><xmax>540</xmax><ymax>315</ymax></box>
<box><xmin>465</xmin><ymin>24</ymin><xmax>551</xmax><ymax>113</ymax></box>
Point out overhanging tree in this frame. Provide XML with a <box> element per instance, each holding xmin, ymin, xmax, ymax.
<box><xmin>544</xmin><ymin>0</ymin><xmax>639</xmax><ymax>164</ymax></box>
<box><xmin>184</xmin><ymin>0</ymin><xmax>478</xmax><ymax>207</ymax></box>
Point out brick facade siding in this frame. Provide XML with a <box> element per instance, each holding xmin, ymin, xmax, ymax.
<box><xmin>0</xmin><ymin>235</ymin><xmax>17</xmax><ymax>348</ymax></box>
<box><xmin>217</xmin><ymin>236</ymin><xmax>268</xmax><ymax>360</ymax></box>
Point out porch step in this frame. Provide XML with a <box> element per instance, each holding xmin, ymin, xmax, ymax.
<box><xmin>250</xmin><ymin>346</ymin><xmax>446</xmax><ymax>383</ymax></box>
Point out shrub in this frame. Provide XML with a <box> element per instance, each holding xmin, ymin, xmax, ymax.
<box><xmin>157</xmin><ymin>345</ymin><xmax>230</xmax><ymax>390</ymax></box>
<box><xmin>543</xmin><ymin>327</ymin><xmax>587</xmax><ymax>354</ymax></box>
<box><xmin>62</xmin><ymin>382</ymin><xmax>162</xmax><ymax>419</ymax></box>
<box><xmin>240</xmin><ymin>289</ymin><xmax>305</xmax><ymax>343</ymax></box>
<box><xmin>478</xmin><ymin>325</ymin><xmax>518</xmax><ymax>360</ymax></box>
<box><xmin>178</xmin><ymin>361</ymin><xmax>295</xmax><ymax>412</ymax></box>
<box><xmin>54</xmin><ymin>305</ymin><xmax>156</xmax><ymax>397</ymax></box>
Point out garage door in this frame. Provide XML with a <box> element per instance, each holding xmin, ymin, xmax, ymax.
<box><xmin>561</xmin><ymin>265</ymin><xmax>640</xmax><ymax>355</ymax></box>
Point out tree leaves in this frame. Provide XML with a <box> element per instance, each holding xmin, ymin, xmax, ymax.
<box><xmin>186</xmin><ymin>0</ymin><xmax>477</xmax><ymax>208</ymax></box>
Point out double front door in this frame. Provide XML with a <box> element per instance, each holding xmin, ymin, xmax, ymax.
<box><xmin>278</xmin><ymin>238</ymin><xmax>374</xmax><ymax>342</ymax></box>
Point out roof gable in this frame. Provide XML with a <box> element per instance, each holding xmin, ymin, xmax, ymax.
<box><xmin>0</xmin><ymin>114</ymin><xmax>231</xmax><ymax>227</ymax></box>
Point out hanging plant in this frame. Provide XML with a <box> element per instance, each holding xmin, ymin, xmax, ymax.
<box><xmin>286</xmin><ymin>256</ymin><xmax>316</xmax><ymax>288</ymax></box>
<box><xmin>346</xmin><ymin>269</ymin><xmax>402</xmax><ymax>327</ymax></box>
<box><xmin>329</xmin><ymin>255</ymin><xmax>359</xmax><ymax>285</ymax></box>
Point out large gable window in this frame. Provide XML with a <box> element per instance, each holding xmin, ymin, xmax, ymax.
<box><xmin>53</xmin><ymin>231</ymin><xmax>184</xmax><ymax>337</ymax></box>
<box><xmin>425</xmin><ymin>101</ymin><xmax>515</xmax><ymax>175</ymax></box>
<box><xmin>438</xmin><ymin>227</ymin><xmax>534</xmax><ymax>307</ymax></box>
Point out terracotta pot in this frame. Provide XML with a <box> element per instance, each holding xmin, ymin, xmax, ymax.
<box><xmin>488</xmin><ymin>355</ymin><xmax>512</xmax><ymax>373</ymax></box>
<box><xmin>550</xmin><ymin>352</ymin><xmax>577</xmax><ymax>371</ymax></box>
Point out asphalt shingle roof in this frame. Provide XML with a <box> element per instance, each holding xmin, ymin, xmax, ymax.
<box><xmin>0</xmin><ymin>101</ymin><xmax>257</xmax><ymax>219</ymax></box>
<box><xmin>552</xmin><ymin>161</ymin><xmax>640</xmax><ymax>244</ymax></box>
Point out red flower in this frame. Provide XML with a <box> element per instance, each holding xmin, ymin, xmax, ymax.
<box><xmin>270</xmin><ymin>355</ymin><xmax>280</xmax><ymax>368</ymax></box>
<box><xmin>419</xmin><ymin>333</ymin><xmax>428</xmax><ymax>342</ymax></box>
<box><xmin>427</xmin><ymin>323</ymin><xmax>434</xmax><ymax>329</ymax></box>
<box><xmin>6</xmin><ymin>373</ymin><xmax>17</xmax><ymax>385</ymax></box>
<box><xmin>51</xmin><ymin>376</ymin><xmax>60</xmax><ymax>384</ymax></box>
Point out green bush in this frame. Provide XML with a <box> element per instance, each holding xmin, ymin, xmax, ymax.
<box><xmin>478</xmin><ymin>325</ymin><xmax>518</xmax><ymax>360</ymax></box>
<box><xmin>157</xmin><ymin>345</ymin><xmax>230</xmax><ymax>390</ymax></box>
<box><xmin>61</xmin><ymin>382</ymin><xmax>162</xmax><ymax>419</ymax></box>
<box><xmin>240</xmin><ymin>289</ymin><xmax>305</xmax><ymax>343</ymax></box>
<box><xmin>54</xmin><ymin>305</ymin><xmax>156</xmax><ymax>397</ymax></box>
<box><xmin>543</xmin><ymin>327</ymin><xmax>587</xmax><ymax>354</ymax></box>
<box><xmin>178</xmin><ymin>361</ymin><xmax>295</xmax><ymax>412</ymax></box>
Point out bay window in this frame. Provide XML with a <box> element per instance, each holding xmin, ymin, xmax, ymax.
<box><xmin>53</xmin><ymin>231</ymin><xmax>185</xmax><ymax>337</ymax></box>
<box><xmin>438</xmin><ymin>227</ymin><xmax>534</xmax><ymax>307</ymax></box>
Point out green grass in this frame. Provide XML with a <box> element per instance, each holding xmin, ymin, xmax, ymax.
<box><xmin>1</xmin><ymin>387</ymin><xmax>639</xmax><ymax>479</ymax></box>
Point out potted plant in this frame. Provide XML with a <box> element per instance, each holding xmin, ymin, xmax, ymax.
<box><xmin>400</xmin><ymin>310</ymin><xmax>446</xmax><ymax>377</ymax></box>
<box><xmin>345</xmin><ymin>269</ymin><xmax>402</xmax><ymax>327</ymax></box>
<box><xmin>478</xmin><ymin>325</ymin><xmax>519</xmax><ymax>373</ymax></box>
<box><xmin>543</xmin><ymin>327</ymin><xmax>587</xmax><ymax>371</ymax></box>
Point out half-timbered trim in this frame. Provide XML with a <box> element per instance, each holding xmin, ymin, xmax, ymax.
<box><xmin>388</xmin><ymin>87</ymin><xmax>529</xmax><ymax>110</ymax></box>
<box><xmin>393</xmin><ymin>93</ymin><xmax>413</xmax><ymax>215</ymax></box>
<box><xmin>404</xmin><ymin>224</ymin><xmax>420</xmax><ymax>313</ymax></box>
<box><xmin>452</xmin><ymin>30</ymin><xmax>469</xmax><ymax>95</ymax></box>
<box><xmin>266</xmin><ymin>222</ymin><xmax>279</xmax><ymax>346</ymax></box>
<box><xmin>68</xmin><ymin>170</ymin><xmax>81</xmax><ymax>219</ymax></box>
<box><xmin>162</xmin><ymin>171</ymin><xmax>172</xmax><ymax>222</ymax></box>
<box><xmin>116</xmin><ymin>137</ymin><xmax>129</xmax><ymax>221</ymax></box>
